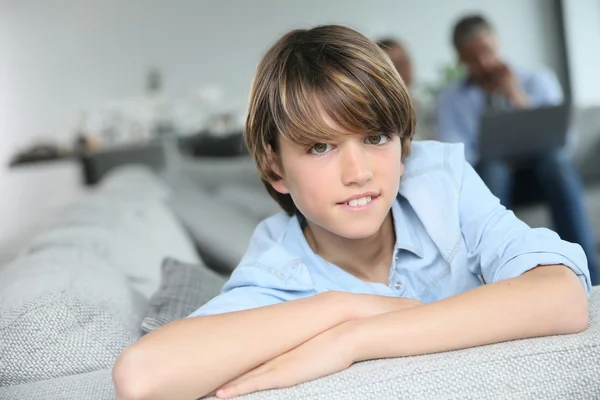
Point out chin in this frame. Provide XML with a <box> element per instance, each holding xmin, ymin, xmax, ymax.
<box><xmin>330</xmin><ymin>218</ymin><xmax>386</xmax><ymax>240</ymax></box>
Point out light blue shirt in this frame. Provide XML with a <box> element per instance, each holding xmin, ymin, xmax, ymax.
<box><xmin>189</xmin><ymin>141</ymin><xmax>590</xmax><ymax>318</ymax></box>
<box><xmin>435</xmin><ymin>66</ymin><xmax>565</xmax><ymax>165</ymax></box>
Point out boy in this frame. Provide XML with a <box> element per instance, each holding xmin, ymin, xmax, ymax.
<box><xmin>113</xmin><ymin>25</ymin><xmax>590</xmax><ymax>400</ymax></box>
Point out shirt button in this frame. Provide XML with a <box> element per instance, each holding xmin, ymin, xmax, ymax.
<box><xmin>394</xmin><ymin>281</ymin><xmax>403</xmax><ymax>290</ymax></box>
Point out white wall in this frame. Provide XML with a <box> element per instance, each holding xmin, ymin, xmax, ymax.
<box><xmin>562</xmin><ymin>0</ymin><xmax>600</xmax><ymax>107</ymax></box>
<box><xmin>2</xmin><ymin>0</ymin><xmax>560</xmax><ymax>161</ymax></box>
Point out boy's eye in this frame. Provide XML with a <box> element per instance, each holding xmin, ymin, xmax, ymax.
<box><xmin>310</xmin><ymin>143</ymin><xmax>333</xmax><ymax>155</ymax></box>
<box><xmin>365</xmin><ymin>133</ymin><xmax>391</xmax><ymax>145</ymax></box>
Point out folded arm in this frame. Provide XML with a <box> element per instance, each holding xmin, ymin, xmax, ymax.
<box><xmin>112</xmin><ymin>290</ymin><xmax>420</xmax><ymax>400</ymax></box>
<box><xmin>215</xmin><ymin>265</ymin><xmax>587</xmax><ymax>399</ymax></box>
<box><xmin>349</xmin><ymin>264</ymin><xmax>587</xmax><ymax>362</ymax></box>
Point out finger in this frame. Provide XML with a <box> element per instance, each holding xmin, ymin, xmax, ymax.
<box><xmin>217</xmin><ymin>370</ymin><xmax>285</xmax><ymax>399</ymax></box>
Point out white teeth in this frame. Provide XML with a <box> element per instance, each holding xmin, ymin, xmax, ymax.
<box><xmin>347</xmin><ymin>196</ymin><xmax>372</xmax><ymax>207</ymax></box>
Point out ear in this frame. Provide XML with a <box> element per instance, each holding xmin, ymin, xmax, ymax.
<box><xmin>268</xmin><ymin>145</ymin><xmax>290</xmax><ymax>195</ymax></box>
<box><xmin>271</xmin><ymin>179</ymin><xmax>289</xmax><ymax>195</ymax></box>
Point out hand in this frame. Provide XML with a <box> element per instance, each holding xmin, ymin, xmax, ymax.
<box><xmin>493</xmin><ymin>64</ymin><xmax>518</xmax><ymax>97</ymax></box>
<box><xmin>214</xmin><ymin>322</ymin><xmax>356</xmax><ymax>399</ymax></box>
<box><xmin>480</xmin><ymin>64</ymin><xmax>530</xmax><ymax>108</ymax></box>
<box><xmin>478</xmin><ymin>64</ymin><xmax>515</xmax><ymax>93</ymax></box>
<box><xmin>476</xmin><ymin>63</ymin><xmax>512</xmax><ymax>91</ymax></box>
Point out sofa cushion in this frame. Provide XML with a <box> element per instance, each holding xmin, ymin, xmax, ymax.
<box><xmin>98</xmin><ymin>165</ymin><xmax>171</xmax><ymax>203</ymax></box>
<box><xmin>0</xmin><ymin>290</ymin><xmax>138</xmax><ymax>386</ymax></box>
<box><xmin>169</xmin><ymin>187</ymin><xmax>259</xmax><ymax>274</ymax></box>
<box><xmin>27</xmin><ymin>207</ymin><xmax>197</xmax><ymax>300</ymax></box>
<box><xmin>0</xmin><ymin>247</ymin><xmax>144</xmax><ymax>387</ymax></box>
<box><xmin>214</xmin><ymin>184</ymin><xmax>280</xmax><ymax>221</ymax></box>
<box><xmin>141</xmin><ymin>257</ymin><xmax>227</xmax><ymax>333</ymax></box>
<box><xmin>25</xmin><ymin>187</ymin><xmax>199</xmax><ymax>299</ymax></box>
<box><xmin>0</xmin><ymin>369</ymin><xmax>115</xmax><ymax>400</ymax></box>
<box><xmin>0</xmin><ymin>247</ymin><xmax>144</xmax><ymax>325</ymax></box>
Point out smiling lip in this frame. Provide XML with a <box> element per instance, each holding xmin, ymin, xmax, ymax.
<box><xmin>337</xmin><ymin>192</ymin><xmax>379</xmax><ymax>211</ymax></box>
<box><xmin>339</xmin><ymin>192</ymin><xmax>379</xmax><ymax>204</ymax></box>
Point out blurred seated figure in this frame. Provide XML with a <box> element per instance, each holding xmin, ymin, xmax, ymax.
<box><xmin>434</xmin><ymin>14</ymin><xmax>598</xmax><ymax>285</ymax></box>
<box><xmin>377</xmin><ymin>38</ymin><xmax>434</xmax><ymax>141</ymax></box>
<box><xmin>377</xmin><ymin>38</ymin><xmax>414</xmax><ymax>88</ymax></box>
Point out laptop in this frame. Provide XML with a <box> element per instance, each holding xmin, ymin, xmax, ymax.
<box><xmin>478</xmin><ymin>103</ymin><xmax>571</xmax><ymax>160</ymax></box>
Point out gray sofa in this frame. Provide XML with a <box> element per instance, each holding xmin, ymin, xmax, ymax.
<box><xmin>1</xmin><ymin>157</ymin><xmax>599</xmax><ymax>399</ymax></box>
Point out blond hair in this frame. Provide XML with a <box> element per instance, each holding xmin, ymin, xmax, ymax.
<box><xmin>245</xmin><ymin>25</ymin><xmax>415</xmax><ymax>215</ymax></box>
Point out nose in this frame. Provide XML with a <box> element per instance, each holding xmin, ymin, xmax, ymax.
<box><xmin>340</xmin><ymin>142</ymin><xmax>373</xmax><ymax>186</ymax></box>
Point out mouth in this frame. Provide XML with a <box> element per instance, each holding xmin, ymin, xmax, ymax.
<box><xmin>338</xmin><ymin>192</ymin><xmax>379</xmax><ymax>208</ymax></box>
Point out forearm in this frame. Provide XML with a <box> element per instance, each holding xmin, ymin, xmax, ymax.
<box><xmin>348</xmin><ymin>265</ymin><xmax>588</xmax><ymax>362</ymax></box>
<box><xmin>113</xmin><ymin>291</ymin><xmax>356</xmax><ymax>400</ymax></box>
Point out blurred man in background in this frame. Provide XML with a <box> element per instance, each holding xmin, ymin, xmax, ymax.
<box><xmin>435</xmin><ymin>14</ymin><xmax>598</xmax><ymax>285</ymax></box>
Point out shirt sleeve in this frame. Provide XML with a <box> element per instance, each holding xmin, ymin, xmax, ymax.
<box><xmin>187</xmin><ymin>261</ymin><xmax>318</xmax><ymax>317</ymax></box>
<box><xmin>526</xmin><ymin>68</ymin><xmax>564</xmax><ymax>106</ymax></box>
<box><xmin>457</xmin><ymin>155</ymin><xmax>591</xmax><ymax>294</ymax></box>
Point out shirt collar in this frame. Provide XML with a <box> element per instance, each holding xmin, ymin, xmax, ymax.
<box><xmin>391</xmin><ymin>194</ymin><xmax>425</xmax><ymax>258</ymax></box>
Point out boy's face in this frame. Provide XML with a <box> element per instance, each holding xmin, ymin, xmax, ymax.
<box><xmin>270</xmin><ymin>112</ymin><xmax>403</xmax><ymax>240</ymax></box>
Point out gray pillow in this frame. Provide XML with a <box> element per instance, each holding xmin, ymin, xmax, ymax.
<box><xmin>141</xmin><ymin>257</ymin><xmax>228</xmax><ymax>333</ymax></box>
<box><xmin>168</xmin><ymin>187</ymin><xmax>260</xmax><ymax>274</ymax></box>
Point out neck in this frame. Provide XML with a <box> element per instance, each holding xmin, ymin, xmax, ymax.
<box><xmin>303</xmin><ymin>212</ymin><xmax>396</xmax><ymax>284</ymax></box>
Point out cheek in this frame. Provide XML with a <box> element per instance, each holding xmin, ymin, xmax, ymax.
<box><xmin>387</xmin><ymin>157</ymin><xmax>403</xmax><ymax>186</ymax></box>
<box><xmin>379</xmin><ymin>144</ymin><xmax>403</xmax><ymax>188</ymax></box>
<box><xmin>286</xmin><ymin>163</ymin><xmax>332</xmax><ymax>210</ymax></box>
<box><xmin>396</xmin><ymin>160</ymin><xmax>405</xmax><ymax>179</ymax></box>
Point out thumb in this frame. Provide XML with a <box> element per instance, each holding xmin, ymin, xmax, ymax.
<box><xmin>216</xmin><ymin>371</ymin><xmax>280</xmax><ymax>399</ymax></box>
